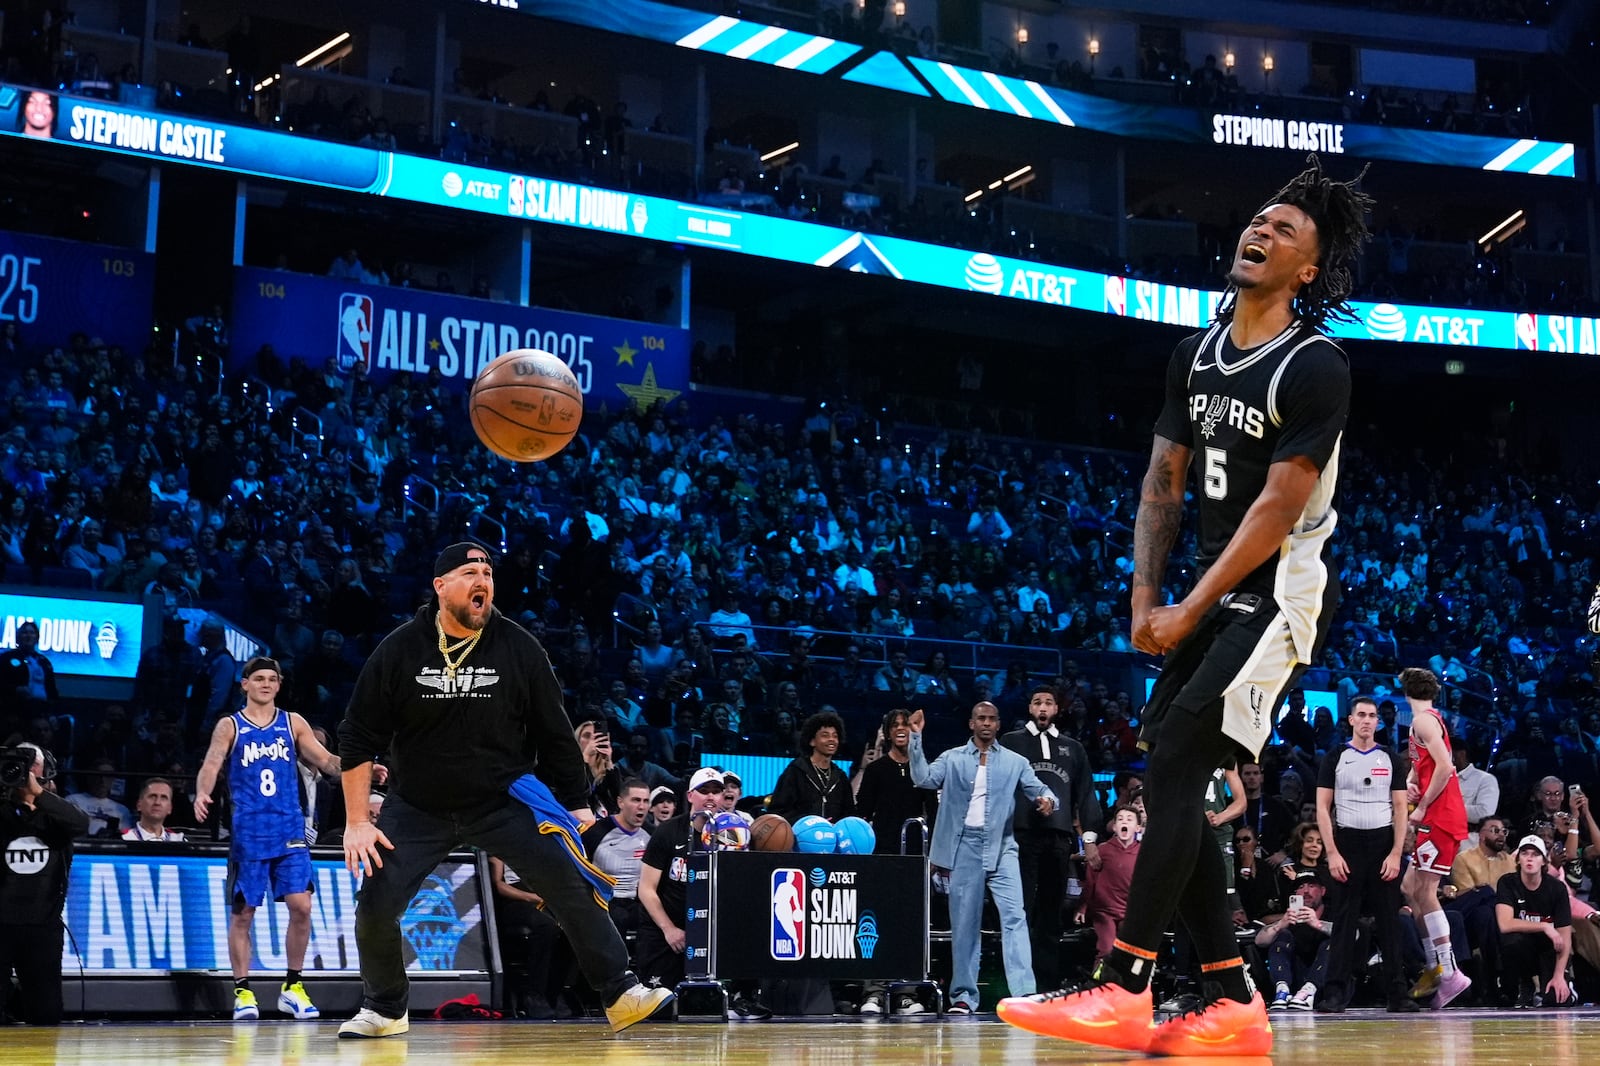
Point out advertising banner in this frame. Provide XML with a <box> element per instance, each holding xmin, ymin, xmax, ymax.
<box><xmin>0</xmin><ymin>84</ymin><xmax>384</xmax><ymax>192</ymax></box>
<box><xmin>0</xmin><ymin>230</ymin><xmax>155</xmax><ymax>355</ymax></box>
<box><xmin>703</xmin><ymin>851</ymin><xmax>928</xmax><ymax>980</ymax></box>
<box><xmin>230</xmin><ymin>266</ymin><xmax>688</xmax><ymax>409</ymax></box>
<box><xmin>58</xmin><ymin>850</ymin><xmax>488</xmax><ymax>974</ymax></box>
<box><xmin>0</xmin><ymin>590</ymin><xmax>145</xmax><ymax>681</ymax></box>
<box><xmin>6</xmin><ymin>83</ymin><xmax>1598</xmax><ymax>356</ymax></box>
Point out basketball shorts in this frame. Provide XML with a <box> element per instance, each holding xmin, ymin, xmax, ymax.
<box><xmin>1412</xmin><ymin>825</ymin><xmax>1462</xmax><ymax>877</ymax></box>
<box><xmin>1140</xmin><ymin>591</ymin><xmax>1309</xmax><ymax>761</ymax></box>
<box><xmin>228</xmin><ymin>846</ymin><xmax>315</xmax><ymax>912</ymax></box>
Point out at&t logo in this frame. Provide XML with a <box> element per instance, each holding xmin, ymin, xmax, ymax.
<box><xmin>964</xmin><ymin>253</ymin><xmax>1004</xmax><ymax>294</ymax></box>
<box><xmin>1365</xmin><ymin>303</ymin><xmax>1407</xmax><ymax>342</ymax></box>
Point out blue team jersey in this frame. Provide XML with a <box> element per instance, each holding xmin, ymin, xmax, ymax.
<box><xmin>228</xmin><ymin>708</ymin><xmax>307</xmax><ymax>858</ymax></box>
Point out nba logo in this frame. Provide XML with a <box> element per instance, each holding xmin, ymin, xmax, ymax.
<box><xmin>508</xmin><ymin>175</ymin><xmax>525</xmax><ymax>217</ymax></box>
<box><xmin>336</xmin><ymin>293</ymin><xmax>374</xmax><ymax>373</ymax></box>
<box><xmin>1515</xmin><ymin>313</ymin><xmax>1538</xmax><ymax>351</ymax></box>
<box><xmin>770</xmin><ymin>868</ymin><xmax>806</xmax><ymax>961</ymax></box>
<box><xmin>1105</xmin><ymin>275</ymin><xmax>1127</xmax><ymax>317</ymax></box>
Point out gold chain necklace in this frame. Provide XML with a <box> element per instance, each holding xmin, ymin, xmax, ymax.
<box><xmin>437</xmin><ymin>615</ymin><xmax>484</xmax><ymax>680</ymax></box>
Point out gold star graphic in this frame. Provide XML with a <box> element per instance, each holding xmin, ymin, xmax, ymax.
<box><xmin>614</xmin><ymin>339</ymin><xmax>638</xmax><ymax>366</ymax></box>
<box><xmin>428</xmin><ymin>338</ymin><xmax>441</xmax><ymax>350</ymax></box>
<box><xmin>617</xmin><ymin>362</ymin><xmax>682</xmax><ymax>411</ymax></box>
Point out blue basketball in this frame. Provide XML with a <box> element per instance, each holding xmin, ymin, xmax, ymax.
<box><xmin>792</xmin><ymin>815</ymin><xmax>838</xmax><ymax>854</ymax></box>
<box><xmin>832</xmin><ymin>816</ymin><xmax>876</xmax><ymax>855</ymax></box>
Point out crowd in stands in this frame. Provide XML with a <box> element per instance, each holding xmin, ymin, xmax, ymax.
<box><xmin>3</xmin><ymin>303</ymin><xmax>1599</xmax><ymax>826</ymax></box>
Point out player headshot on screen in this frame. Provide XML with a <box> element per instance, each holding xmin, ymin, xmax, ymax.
<box><xmin>21</xmin><ymin>92</ymin><xmax>55</xmax><ymax>140</ymax></box>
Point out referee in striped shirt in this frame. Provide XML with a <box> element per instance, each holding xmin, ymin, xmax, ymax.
<box><xmin>1315</xmin><ymin>695</ymin><xmax>1417</xmax><ymax>1013</ymax></box>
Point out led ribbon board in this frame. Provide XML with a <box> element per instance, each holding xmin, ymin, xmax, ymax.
<box><xmin>467</xmin><ymin>0</ymin><xmax>859</xmax><ymax>73</ymax></box>
<box><xmin>5</xmin><ymin>83</ymin><xmax>1597</xmax><ymax>355</ymax></box>
<box><xmin>900</xmin><ymin>57</ymin><xmax>1576</xmax><ymax>177</ymax></box>
<box><xmin>460</xmin><ymin>1</ymin><xmax>1576</xmax><ymax>178</ymax></box>
<box><xmin>60</xmin><ymin>852</ymin><xmax>487</xmax><ymax>973</ymax></box>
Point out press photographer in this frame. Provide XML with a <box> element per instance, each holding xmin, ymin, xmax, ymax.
<box><xmin>0</xmin><ymin>743</ymin><xmax>89</xmax><ymax>1025</ymax></box>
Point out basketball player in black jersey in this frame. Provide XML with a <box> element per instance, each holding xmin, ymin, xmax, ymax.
<box><xmin>1001</xmin><ymin>156</ymin><xmax>1372</xmax><ymax>1056</ymax></box>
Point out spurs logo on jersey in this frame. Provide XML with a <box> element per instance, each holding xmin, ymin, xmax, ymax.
<box><xmin>1193</xmin><ymin>392</ymin><xmax>1267</xmax><ymax>440</ymax></box>
<box><xmin>1155</xmin><ymin>317</ymin><xmax>1349</xmax><ymax>649</ymax></box>
<box><xmin>415</xmin><ymin>665</ymin><xmax>502</xmax><ymax>697</ymax></box>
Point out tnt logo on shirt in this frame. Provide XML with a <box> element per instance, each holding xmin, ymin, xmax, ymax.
<box><xmin>337</xmin><ymin>293</ymin><xmax>374</xmax><ymax>372</ymax></box>
<box><xmin>771</xmin><ymin>868</ymin><xmax>806</xmax><ymax>960</ymax></box>
<box><xmin>4</xmin><ymin>835</ymin><xmax>49</xmax><ymax>875</ymax></box>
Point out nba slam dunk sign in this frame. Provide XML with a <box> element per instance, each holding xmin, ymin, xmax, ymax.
<box><xmin>229</xmin><ymin>266</ymin><xmax>689</xmax><ymax>412</ymax></box>
<box><xmin>687</xmin><ymin>852</ymin><xmax>927</xmax><ymax>980</ymax></box>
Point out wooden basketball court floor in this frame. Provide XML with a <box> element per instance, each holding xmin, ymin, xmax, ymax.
<box><xmin>8</xmin><ymin>1010</ymin><xmax>1600</xmax><ymax>1066</ymax></box>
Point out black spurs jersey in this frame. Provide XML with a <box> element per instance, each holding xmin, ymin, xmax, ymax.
<box><xmin>1153</xmin><ymin>320</ymin><xmax>1350</xmax><ymax>655</ymax></box>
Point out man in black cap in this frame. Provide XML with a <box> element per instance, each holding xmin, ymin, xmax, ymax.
<box><xmin>336</xmin><ymin>542</ymin><xmax>674</xmax><ymax>1039</ymax></box>
<box><xmin>1255</xmin><ymin>868</ymin><xmax>1332</xmax><ymax>1011</ymax></box>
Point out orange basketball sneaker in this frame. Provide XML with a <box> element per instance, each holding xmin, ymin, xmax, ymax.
<box><xmin>997</xmin><ymin>980</ymin><xmax>1154</xmax><ymax>1052</ymax></box>
<box><xmin>1146</xmin><ymin>992</ymin><xmax>1274</xmax><ymax>1057</ymax></box>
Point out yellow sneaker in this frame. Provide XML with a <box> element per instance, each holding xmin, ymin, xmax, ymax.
<box><xmin>277</xmin><ymin>980</ymin><xmax>320</xmax><ymax>1019</ymax></box>
<box><xmin>232</xmin><ymin>987</ymin><xmax>259</xmax><ymax>1021</ymax></box>
<box><xmin>1410</xmin><ymin>965</ymin><xmax>1441</xmax><ymax>1000</ymax></box>
<box><xmin>605</xmin><ymin>983</ymin><xmax>675</xmax><ymax>1033</ymax></box>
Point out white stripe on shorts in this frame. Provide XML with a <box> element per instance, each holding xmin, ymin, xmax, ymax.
<box><xmin>1219</xmin><ymin>609</ymin><xmax>1300</xmax><ymax>758</ymax></box>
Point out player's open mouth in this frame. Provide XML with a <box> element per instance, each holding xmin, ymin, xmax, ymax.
<box><xmin>1242</xmin><ymin>243</ymin><xmax>1267</xmax><ymax>264</ymax></box>
<box><xmin>470</xmin><ymin>592</ymin><xmax>486</xmax><ymax>609</ymax></box>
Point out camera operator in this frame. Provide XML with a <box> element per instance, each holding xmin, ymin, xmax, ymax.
<box><xmin>0</xmin><ymin>744</ymin><xmax>89</xmax><ymax>1025</ymax></box>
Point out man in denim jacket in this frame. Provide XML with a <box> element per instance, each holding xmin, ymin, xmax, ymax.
<box><xmin>910</xmin><ymin>703</ymin><xmax>1057</xmax><ymax>1013</ymax></box>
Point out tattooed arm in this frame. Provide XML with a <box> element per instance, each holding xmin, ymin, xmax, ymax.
<box><xmin>1131</xmin><ymin>435</ymin><xmax>1192</xmax><ymax>656</ymax></box>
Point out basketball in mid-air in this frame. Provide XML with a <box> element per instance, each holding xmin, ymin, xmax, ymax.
<box><xmin>468</xmin><ymin>349</ymin><xmax>583</xmax><ymax>462</ymax></box>
<box><xmin>750</xmin><ymin>813</ymin><xmax>796</xmax><ymax>852</ymax></box>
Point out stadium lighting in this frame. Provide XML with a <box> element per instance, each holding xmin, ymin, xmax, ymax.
<box><xmin>296</xmin><ymin>32</ymin><xmax>352</xmax><ymax>68</ymax></box>
<box><xmin>1478</xmin><ymin>209</ymin><xmax>1525</xmax><ymax>247</ymax></box>
<box><xmin>760</xmin><ymin>141</ymin><xmax>800</xmax><ymax>162</ymax></box>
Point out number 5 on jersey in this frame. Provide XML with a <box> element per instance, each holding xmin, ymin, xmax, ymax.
<box><xmin>1204</xmin><ymin>447</ymin><xmax>1228</xmax><ymax>500</ymax></box>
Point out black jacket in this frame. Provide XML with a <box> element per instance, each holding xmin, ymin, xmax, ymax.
<box><xmin>770</xmin><ymin>758</ymin><xmax>855</xmax><ymax>822</ymax></box>
<box><xmin>0</xmin><ymin>791</ymin><xmax>90</xmax><ymax>925</ymax></box>
<box><xmin>338</xmin><ymin>606</ymin><xmax>589</xmax><ymax>814</ymax></box>
<box><xmin>1000</xmin><ymin>725</ymin><xmax>1101</xmax><ymax>835</ymax></box>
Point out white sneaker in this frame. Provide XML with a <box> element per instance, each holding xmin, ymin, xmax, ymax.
<box><xmin>859</xmin><ymin>994</ymin><xmax>884</xmax><ymax>1015</ymax></box>
<box><xmin>894</xmin><ymin>995</ymin><xmax>927</xmax><ymax>1016</ymax></box>
<box><xmin>338</xmin><ymin>1008</ymin><xmax>410</xmax><ymax>1039</ymax></box>
<box><xmin>605</xmin><ymin>983</ymin><xmax>675</xmax><ymax>1033</ymax></box>
<box><xmin>277</xmin><ymin>981</ymin><xmax>320</xmax><ymax>1020</ymax></box>
<box><xmin>1289</xmin><ymin>984</ymin><xmax>1316</xmax><ymax>1011</ymax></box>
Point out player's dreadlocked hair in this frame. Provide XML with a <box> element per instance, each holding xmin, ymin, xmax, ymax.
<box><xmin>1215</xmin><ymin>154</ymin><xmax>1374</xmax><ymax>332</ymax></box>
